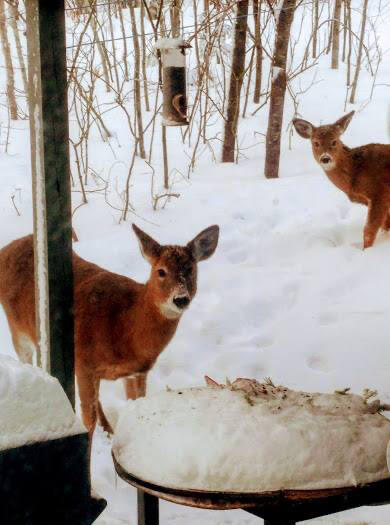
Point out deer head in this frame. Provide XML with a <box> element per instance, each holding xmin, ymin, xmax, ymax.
<box><xmin>132</xmin><ymin>224</ymin><xmax>219</xmax><ymax>319</ymax></box>
<box><xmin>293</xmin><ymin>111</ymin><xmax>355</xmax><ymax>171</ymax></box>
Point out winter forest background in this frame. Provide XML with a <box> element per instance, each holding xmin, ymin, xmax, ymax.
<box><xmin>1</xmin><ymin>0</ymin><xmax>390</xmax><ymax>523</ymax></box>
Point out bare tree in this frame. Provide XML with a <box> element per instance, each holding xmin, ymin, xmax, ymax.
<box><xmin>312</xmin><ymin>0</ymin><xmax>319</xmax><ymax>58</ymax></box>
<box><xmin>331</xmin><ymin>0</ymin><xmax>341</xmax><ymax>69</ymax></box>
<box><xmin>264</xmin><ymin>0</ymin><xmax>296</xmax><ymax>179</ymax></box>
<box><xmin>253</xmin><ymin>0</ymin><xmax>262</xmax><ymax>104</ymax></box>
<box><xmin>8</xmin><ymin>0</ymin><xmax>28</xmax><ymax>97</ymax></box>
<box><xmin>346</xmin><ymin>0</ymin><xmax>352</xmax><ymax>85</ymax></box>
<box><xmin>342</xmin><ymin>0</ymin><xmax>347</xmax><ymax>62</ymax></box>
<box><xmin>130</xmin><ymin>3</ymin><xmax>146</xmax><ymax>158</ymax></box>
<box><xmin>349</xmin><ymin>0</ymin><xmax>368</xmax><ymax>103</ymax></box>
<box><xmin>222</xmin><ymin>0</ymin><xmax>249</xmax><ymax>163</ymax></box>
<box><xmin>0</xmin><ymin>0</ymin><xmax>18</xmax><ymax>119</ymax></box>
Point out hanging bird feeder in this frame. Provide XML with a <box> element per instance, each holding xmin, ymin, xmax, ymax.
<box><xmin>156</xmin><ymin>38</ymin><xmax>191</xmax><ymax>126</ymax></box>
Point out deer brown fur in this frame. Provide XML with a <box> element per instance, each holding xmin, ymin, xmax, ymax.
<box><xmin>0</xmin><ymin>224</ymin><xmax>219</xmax><ymax>437</ymax></box>
<box><xmin>293</xmin><ymin>111</ymin><xmax>390</xmax><ymax>248</ymax></box>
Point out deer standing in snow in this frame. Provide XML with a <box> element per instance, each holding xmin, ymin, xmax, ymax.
<box><xmin>0</xmin><ymin>224</ymin><xmax>219</xmax><ymax>437</ymax></box>
<box><xmin>293</xmin><ymin>111</ymin><xmax>390</xmax><ymax>248</ymax></box>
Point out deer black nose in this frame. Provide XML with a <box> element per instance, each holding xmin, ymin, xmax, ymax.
<box><xmin>173</xmin><ymin>296</ymin><xmax>190</xmax><ymax>309</ymax></box>
<box><xmin>321</xmin><ymin>155</ymin><xmax>331</xmax><ymax>164</ymax></box>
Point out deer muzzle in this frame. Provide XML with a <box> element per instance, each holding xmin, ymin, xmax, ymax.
<box><xmin>173</xmin><ymin>295</ymin><xmax>190</xmax><ymax>310</ymax></box>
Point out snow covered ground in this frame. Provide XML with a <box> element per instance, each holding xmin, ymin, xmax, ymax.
<box><xmin>1</xmin><ymin>1</ymin><xmax>390</xmax><ymax>523</ymax></box>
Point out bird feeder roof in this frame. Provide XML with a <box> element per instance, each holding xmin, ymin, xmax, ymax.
<box><xmin>155</xmin><ymin>38</ymin><xmax>191</xmax><ymax>50</ymax></box>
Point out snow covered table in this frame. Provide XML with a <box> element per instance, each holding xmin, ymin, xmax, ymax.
<box><xmin>112</xmin><ymin>379</ymin><xmax>390</xmax><ymax>525</ymax></box>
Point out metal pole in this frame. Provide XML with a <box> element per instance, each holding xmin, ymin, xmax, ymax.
<box><xmin>138</xmin><ymin>489</ymin><xmax>159</xmax><ymax>525</ymax></box>
<box><xmin>26</xmin><ymin>0</ymin><xmax>75</xmax><ymax>406</ymax></box>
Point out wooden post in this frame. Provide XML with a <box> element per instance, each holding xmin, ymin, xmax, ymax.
<box><xmin>26</xmin><ymin>0</ymin><xmax>75</xmax><ymax>406</ymax></box>
<box><xmin>138</xmin><ymin>489</ymin><xmax>159</xmax><ymax>525</ymax></box>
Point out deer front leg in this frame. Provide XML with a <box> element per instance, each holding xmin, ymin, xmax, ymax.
<box><xmin>97</xmin><ymin>400</ymin><xmax>114</xmax><ymax>435</ymax></box>
<box><xmin>349</xmin><ymin>193</ymin><xmax>368</xmax><ymax>206</ymax></box>
<box><xmin>124</xmin><ymin>372</ymin><xmax>147</xmax><ymax>400</ymax></box>
<box><xmin>363</xmin><ymin>197</ymin><xmax>388</xmax><ymax>249</ymax></box>
<box><xmin>383</xmin><ymin>211</ymin><xmax>390</xmax><ymax>231</ymax></box>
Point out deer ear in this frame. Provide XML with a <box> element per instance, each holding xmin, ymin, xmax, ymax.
<box><xmin>334</xmin><ymin>111</ymin><xmax>355</xmax><ymax>135</ymax></box>
<box><xmin>132</xmin><ymin>224</ymin><xmax>162</xmax><ymax>264</ymax></box>
<box><xmin>188</xmin><ymin>225</ymin><xmax>219</xmax><ymax>262</ymax></box>
<box><xmin>293</xmin><ymin>118</ymin><xmax>314</xmax><ymax>139</ymax></box>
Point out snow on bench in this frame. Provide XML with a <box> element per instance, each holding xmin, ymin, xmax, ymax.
<box><xmin>0</xmin><ymin>356</ymin><xmax>84</xmax><ymax>451</ymax></box>
<box><xmin>113</xmin><ymin>378</ymin><xmax>390</xmax><ymax>493</ymax></box>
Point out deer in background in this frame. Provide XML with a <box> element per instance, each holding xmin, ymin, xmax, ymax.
<box><xmin>0</xmin><ymin>224</ymin><xmax>219</xmax><ymax>437</ymax></box>
<box><xmin>293</xmin><ymin>111</ymin><xmax>390</xmax><ymax>249</ymax></box>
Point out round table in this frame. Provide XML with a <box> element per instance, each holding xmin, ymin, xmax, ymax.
<box><xmin>113</xmin><ymin>452</ymin><xmax>390</xmax><ymax>525</ymax></box>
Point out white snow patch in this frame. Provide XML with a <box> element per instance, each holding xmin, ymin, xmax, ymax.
<box><xmin>272</xmin><ymin>66</ymin><xmax>284</xmax><ymax>82</ymax></box>
<box><xmin>273</xmin><ymin>0</ymin><xmax>285</xmax><ymax>25</ymax></box>
<box><xmin>113</xmin><ymin>381</ymin><xmax>390</xmax><ymax>492</ymax></box>
<box><xmin>155</xmin><ymin>38</ymin><xmax>190</xmax><ymax>50</ymax></box>
<box><xmin>0</xmin><ymin>356</ymin><xmax>84</xmax><ymax>451</ymax></box>
<box><xmin>32</xmin><ymin>98</ymin><xmax>49</xmax><ymax>372</ymax></box>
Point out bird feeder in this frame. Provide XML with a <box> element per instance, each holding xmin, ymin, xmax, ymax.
<box><xmin>156</xmin><ymin>38</ymin><xmax>191</xmax><ymax>126</ymax></box>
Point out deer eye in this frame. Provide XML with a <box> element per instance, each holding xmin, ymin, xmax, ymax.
<box><xmin>157</xmin><ymin>268</ymin><xmax>167</xmax><ymax>278</ymax></box>
<box><xmin>314</xmin><ymin>141</ymin><xmax>320</xmax><ymax>148</ymax></box>
<box><xmin>331</xmin><ymin>140</ymin><xmax>337</xmax><ymax>147</ymax></box>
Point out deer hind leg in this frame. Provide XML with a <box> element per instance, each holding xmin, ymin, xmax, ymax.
<box><xmin>124</xmin><ymin>372</ymin><xmax>147</xmax><ymax>400</ymax></box>
<box><xmin>363</xmin><ymin>198</ymin><xmax>389</xmax><ymax>249</ymax></box>
<box><xmin>8</xmin><ymin>320</ymin><xmax>36</xmax><ymax>365</ymax></box>
<box><xmin>76</xmin><ymin>368</ymin><xmax>99</xmax><ymax>438</ymax></box>
<box><xmin>97</xmin><ymin>400</ymin><xmax>114</xmax><ymax>435</ymax></box>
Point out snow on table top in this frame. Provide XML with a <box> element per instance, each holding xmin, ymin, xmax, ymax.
<box><xmin>0</xmin><ymin>356</ymin><xmax>84</xmax><ymax>451</ymax></box>
<box><xmin>113</xmin><ymin>379</ymin><xmax>390</xmax><ymax>493</ymax></box>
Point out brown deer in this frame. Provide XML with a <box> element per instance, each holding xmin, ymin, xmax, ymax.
<box><xmin>0</xmin><ymin>224</ymin><xmax>219</xmax><ymax>437</ymax></box>
<box><xmin>293</xmin><ymin>111</ymin><xmax>390</xmax><ymax>249</ymax></box>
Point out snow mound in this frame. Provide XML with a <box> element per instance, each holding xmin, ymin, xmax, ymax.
<box><xmin>113</xmin><ymin>379</ymin><xmax>390</xmax><ymax>492</ymax></box>
<box><xmin>0</xmin><ymin>356</ymin><xmax>84</xmax><ymax>450</ymax></box>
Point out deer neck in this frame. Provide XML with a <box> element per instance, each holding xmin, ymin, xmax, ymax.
<box><xmin>132</xmin><ymin>283</ymin><xmax>181</xmax><ymax>366</ymax></box>
<box><xmin>321</xmin><ymin>144</ymin><xmax>353</xmax><ymax>194</ymax></box>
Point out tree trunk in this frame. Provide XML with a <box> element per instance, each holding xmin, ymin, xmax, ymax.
<box><xmin>221</xmin><ymin>0</ymin><xmax>249</xmax><ymax>163</ymax></box>
<box><xmin>9</xmin><ymin>0</ymin><xmax>28</xmax><ymax>98</ymax></box>
<box><xmin>140</xmin><ymin>0</ymin><xmax>150</xmax><ymax>111</ymax></box>
<box><xmin>331</xmin><ymin>0</ymin><xmax>341</xmax><ymax>69</ymax></box>
<box><xmin>264</xmin><ymin>0</ymin><xmax>296</xmax><ymax>179</ymax></box>
<box><xmin>346</xmin><ymin>0</ymin><xmax>352</xmax><ymax>85</ymax></box>
<box><xmin>349</xmin><ymin>0</ymin><xmax>368</xmax><ymax>103</ymax></box>
<box><xmin>170</xmin><ymin>0</ymin><xmax>181</xmax><ymax>38</ymax></box>
<box><xmin>130</xmin><ymin>4</ymin><xmax>146</xmax><ymax>158</ymax></box>
<box><xmin>312</xmin><ymin>0</ymin><xmax>319</xmax><ymax>58</ymax></box>
<box><xmin>326</xmin><ymin>0</ymin><xmax>332</xmax><ymax>54</ymax></box>
<box><xmin>342</xmin><ymin>0</ymin><xmax>347</xmax><ymax>62</ymax></box>
<box><xmin>0</xmin><ymin>0</ymin><xmax>18</xmax><ymax>119</ymax></box>
<box><xmin>253</xmin><ymin>0</ymin><xmax>262</xmax><ymax>104</ymax></box>
<box><xmin>91</xmin><ymin>9</ymin><xmax>111</xmax><ymax>92</ymax></box>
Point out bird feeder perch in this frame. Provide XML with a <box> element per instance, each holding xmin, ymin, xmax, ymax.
<box><xmin>156</xmin><ymin>38</ymin><xmax>191</xmax><ymax>126</ymax></box>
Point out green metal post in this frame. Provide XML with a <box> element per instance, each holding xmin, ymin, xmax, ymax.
<box><xmin>27</xmin><ymin>0</ymin><xmax>75</xmax><ymax>406</ymax></box>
